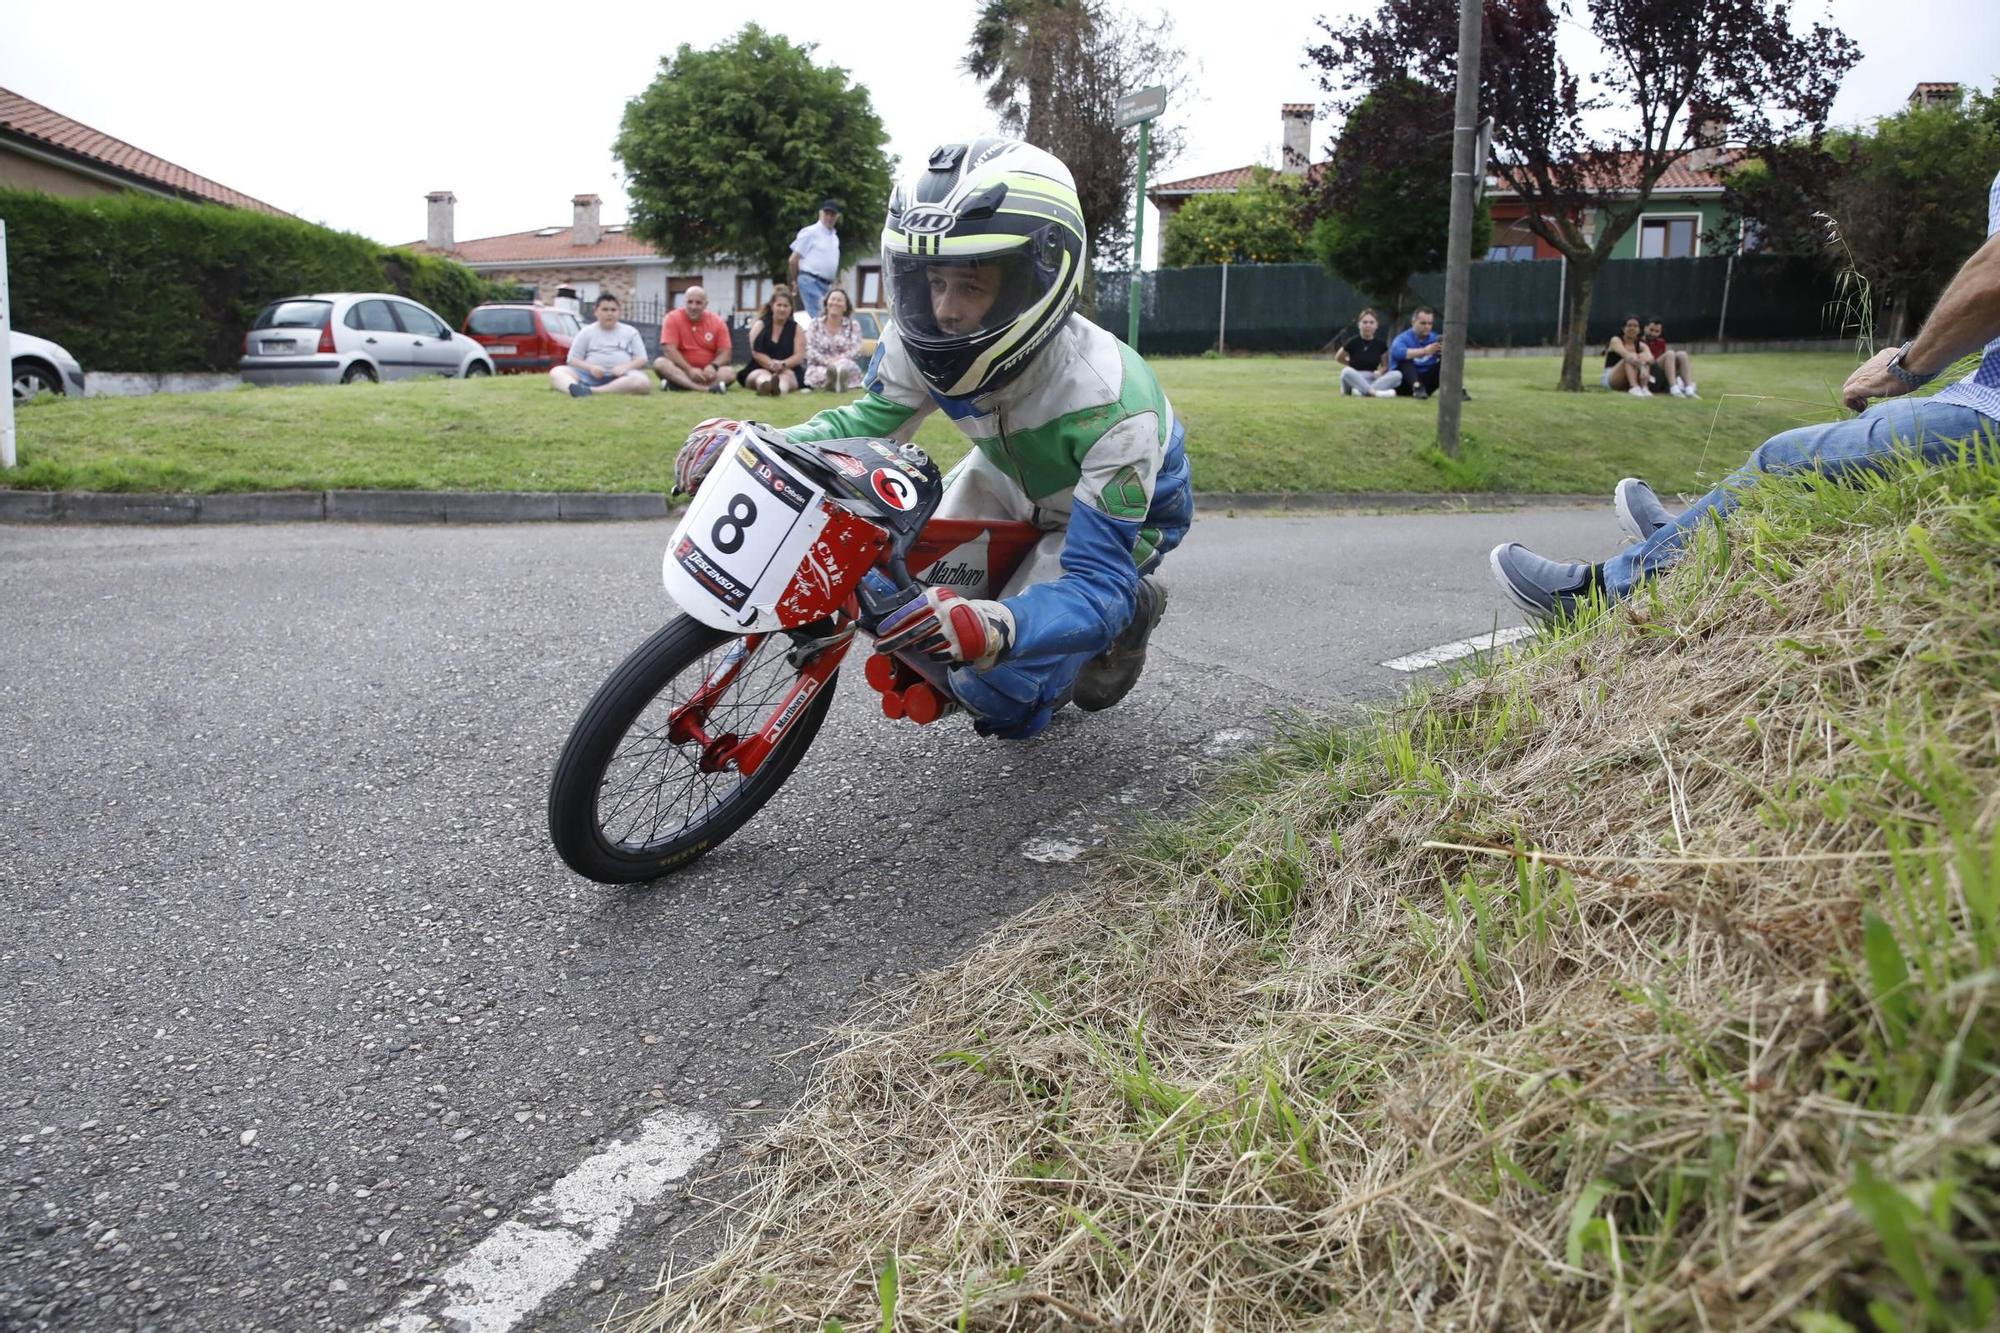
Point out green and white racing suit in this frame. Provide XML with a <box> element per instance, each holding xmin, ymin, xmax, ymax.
<box><xmin>783</xmin><ymin>313</ymin><xmax>1194</xmax><ymax>737</ymax></box>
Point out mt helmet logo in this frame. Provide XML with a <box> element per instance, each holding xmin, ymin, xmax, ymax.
<box><xmin>899</xmin><ymin>206</ymin><xmax>957</xmax><ymax>236</ymax></box>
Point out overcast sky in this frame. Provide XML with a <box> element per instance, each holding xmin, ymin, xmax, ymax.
<box><xmin>3</xmin><ymin>0</ymin><xmax>1994</xmax><ymax>267</ymax></box>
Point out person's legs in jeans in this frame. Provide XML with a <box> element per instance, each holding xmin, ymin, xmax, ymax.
<box><xmin>796</xmin><ymin>273</ymin><xmax>829</xmax><ymax>319</ymax></box>
<box><xmin>1601</xmin><ymin>398</ymin><xmax>1998</xmax><ymax>597</ymax></box>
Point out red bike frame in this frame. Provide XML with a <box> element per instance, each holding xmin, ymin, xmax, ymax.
<box><xmin>667</xmin><ymin>515</ymin><xmax>1044</xmax><ymax>776</ymax></box>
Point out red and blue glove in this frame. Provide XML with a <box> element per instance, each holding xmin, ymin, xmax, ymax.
<box><xmin>674</xmin><ymin>417</ymin><xmax>746</xmax><ymax>495</ymax></box>
<box><xmin>874</xmin><ymin>588</ymin><xmax>1015</xmax><ymax>671</ymax></box>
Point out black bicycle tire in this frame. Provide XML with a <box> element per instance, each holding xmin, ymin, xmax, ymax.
<box><xmin>546</xmin><ymin>614</ymin><xmax>838</xmax><ymax>882</ymax></box>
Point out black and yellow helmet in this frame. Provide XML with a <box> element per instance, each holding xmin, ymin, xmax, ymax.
<box><xmin>882</xmin><ymin>138</ymin><xmax>1087</xmax><ymax>398</ymax></box>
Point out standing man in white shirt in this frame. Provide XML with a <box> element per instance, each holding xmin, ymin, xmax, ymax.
<box><xmin>788</xmin><ymin>199</ymin><xmax>843</xmax><ymax>320</ymax></box>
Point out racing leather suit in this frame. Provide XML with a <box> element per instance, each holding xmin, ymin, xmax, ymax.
<box><xmin>783</xmin><ymin>314</ymin><xmax>1194</xmax><ymax>738</ymax></box>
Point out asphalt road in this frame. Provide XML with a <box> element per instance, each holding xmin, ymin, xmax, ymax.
<box><xmin>0</xmin><ymin>504</ymin><xmax>1618</xmax><ymax>1331</ymax></box>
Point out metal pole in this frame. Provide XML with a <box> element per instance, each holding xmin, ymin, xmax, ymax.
<box><xmin>1435</xmin><ymin>0</ymin><xmax>1483</xmax><ymax>456</ymax></box>
<box><xmin>1128</xmin><ymin>117</ymin><xmax>1150</xmax><ymax>350</ymax></box>
<box><xmin>1555</xmin><ymin>252</ymin><xmax>1567</xmax><ymax>346</ymax></box>
<box><xmin>1218</xmin><ymin>261</ymin><xmax>1229</xmax><ymax>354</ymax></box>
<box><xmin>1</xmin><ymin>221</ymin><xmax>14</xmax><ymax>469</ymax></box>
<box><xmin>1716</xmin><ymin>250</ymin><xmax>1736</xmax><ymax>344</ymax></box>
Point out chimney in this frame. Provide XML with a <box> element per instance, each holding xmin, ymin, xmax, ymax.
<box><xmin>1685</xmin><ymin>112</ymin><xmax>1732</xmax><ymax>172</ymax></box>
<box><xmin>426</xmin><ymin>190</ymin><xmax>455</xmax><ymax>250</ymax></box>
<box><xmin>1280</xmin><ymin>104</ymin><xmax>1314</xmax><ymax>174</ymax></box>
<box><xmin>573</xmin><ymin>194</ymin><xmax>602</xmax><ymax>247</ymax></box>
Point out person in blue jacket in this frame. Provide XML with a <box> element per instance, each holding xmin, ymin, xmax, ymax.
<box><xmin>677</xmin><ymin>137</ymin><xmax>1193</xmax><ymax>739</ymax></box>
<box><xmin>1389</xmin><ymin>306</ymin><xmax>1443</xmax><ymax>398</ymax></box>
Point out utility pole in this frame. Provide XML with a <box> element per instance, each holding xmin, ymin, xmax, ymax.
<box><xmin>1435</xmin><ymin>0</ymin><xmax>1483</xmax><ymax>457</ymax></box>
<box><xmin>1115</xmin><ymin>84</ymin><xmax>1168</xmax><ymax>351</ymax></box>
<box><xmin>1129</xmin><ymin>116</ymin><xmax>1149</xmax><ymax>350</ymax></box>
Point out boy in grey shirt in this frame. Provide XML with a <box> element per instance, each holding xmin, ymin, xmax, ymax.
<box><xmin>551</xmin><ymin>294</ymin><xmax>653</xmax><ymax>396</ymax></box>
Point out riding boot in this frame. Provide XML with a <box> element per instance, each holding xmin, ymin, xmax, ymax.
<box><xmin>1072</xmin><ymin>577</ymin><xmax>1168</xmax><ymax>712</ymax></box>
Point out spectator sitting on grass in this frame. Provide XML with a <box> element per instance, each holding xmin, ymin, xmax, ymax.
<box><xmin>1602</xmin><ymin>314</ymin><xmax>1657</xmax><ymax>397</ymax></box>
<box><xmin>654</xmin><ymin>286</ymin><xmax>733</xmax><ymax>394</ymax></box>
<box><xmin>1641</xmin><ymin>317</ymin><xmax>1698</xmax><ymax>398</ymax></box>
<box><xmin>803</xmin><ymin>287</ymin><xmax>864</xmax><ymax>393</ymax></box>
<box><xmin>1389</xmin><ymin>307</ymin><xmax>1442</xmax><ymax>398</ymax></box>
<box><xmin>1491</xmin><ymin>166</ymin><xmax>2000</xmax><ymax>624</ymax></box>
<box><xmin>738</xmin><ymin>289</ymin><xmax>804</xmax><ymax>397</ymax></box>
<box><xmin>1336</xmin><ymin>308</ymin><xmax>1401</xmax><ymax>397</ymax></box>
<box><xmin>551</xmin><ymin>294</ymin><xmax>652</xmax><ymax>397</ymax></box>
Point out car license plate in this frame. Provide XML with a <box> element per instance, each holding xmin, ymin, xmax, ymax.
<box><xmin>488</xmin><ymin>345</ymin><xmax>516</xmax><ymax>356</ymax></box>
<box><xmin>262</xmin><ymin>340</ymin><xmax>295</xmax><ymax>354</ymax></box>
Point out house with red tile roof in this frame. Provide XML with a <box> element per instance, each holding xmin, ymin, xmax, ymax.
<box><xmin>0</xmin><ymin>85</ymin><xmax>288</xmax><ymax>215</ymax></box>
<box><xmin>408</xmin><ymin>191</ymin><xmax>878</xmax><ymax>323</ymax></box>
<box><xmin>1148</xmin><ymin>100</ymin><xmax>1753</xmax><ymax>265</ymax></box>
<box><xmin>1485</xmin><ymin>152</ymin><xmax>1744</xmax><ymax>263</ymax></box>
<box><xmin>1147</xmin><ymin>105</ymin><xmax>1324</xmax><ymax>226</ymax></box>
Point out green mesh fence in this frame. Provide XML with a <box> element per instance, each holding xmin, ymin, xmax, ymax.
<box><xmin>1090</xmin><ymin>255</ymin><xmax>1838</xmax><ymax>354</ymax></box>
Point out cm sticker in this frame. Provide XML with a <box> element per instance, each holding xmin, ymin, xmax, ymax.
<box><xmin>871</xmin><ymin>468</ymin><xmax>918</xmax><ymax>511</ymax></box>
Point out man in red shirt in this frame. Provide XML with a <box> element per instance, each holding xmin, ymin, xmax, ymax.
<box><xmin>653</xmin><ymin>286</ymin><xmax>735</xmax><ymax>393</ymax></box>
<box><xmin>1641</xmin><ymin>317</ymin><xmax>1698</xmax><ymax>398</ymax></box>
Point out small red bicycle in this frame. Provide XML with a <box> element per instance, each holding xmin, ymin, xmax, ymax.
<box><xmin>547</xmin><ymin>424</ymin><xmax>1043</xmax><ymax>883</ymax></box>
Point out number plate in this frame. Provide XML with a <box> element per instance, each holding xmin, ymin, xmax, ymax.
<box><xmin>488</xmin><ymin>344</ymin><xmax>515</xmax><ymax>356</ymax></box>
<box><xmin>664</xmin><ymin>440</ymin><xmax>829</xmax><ymax>631</ymax></box>
<box><xmin>262</xmin><ymin>340</ymin><xmax>295</xmax><ymax>354</ymax></box>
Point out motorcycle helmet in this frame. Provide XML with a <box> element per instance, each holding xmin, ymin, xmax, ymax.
<box><xmin>881</xmin><ymin>137</ymin><xmax>1087</xmax><ymax>398</ymax></box>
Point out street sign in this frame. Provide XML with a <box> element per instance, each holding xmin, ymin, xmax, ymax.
<box><xmin>1115</xmin><ymin>85</ymin><xmax>1168</xmax><ymax>129</ymax></box>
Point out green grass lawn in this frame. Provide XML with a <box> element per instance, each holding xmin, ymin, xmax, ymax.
<box><xmin>1</xmin><ymin>351</ymin><xmax>1866</xmax><ymax>496</ymax></box>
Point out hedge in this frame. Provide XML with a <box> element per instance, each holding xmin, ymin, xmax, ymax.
<box><xmin>0</xmin><ymin>189</ymin><xmax>507</xmax><ymax>372</ymax></box>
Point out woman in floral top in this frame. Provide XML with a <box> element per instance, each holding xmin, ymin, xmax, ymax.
<box><xmin>803</xmin><ymin>287</ymin><xmax>865</xmax><ymax>392</ymax></box>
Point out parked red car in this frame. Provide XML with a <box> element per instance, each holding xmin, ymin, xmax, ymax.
<box><xmin>461</xmin><ymin>303</ymin><xmax>579</xmax><ymax>374</ymax></box>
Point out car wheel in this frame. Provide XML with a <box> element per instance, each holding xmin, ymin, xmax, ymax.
<box><xmin>341</xmin><ymin>362</ymin><xmax>378</xmax><ymax>385</ymax></box>
<box><xmin>463</xmin><ymin>361</ymin><xmax>491</xmax><ymax>378</ymax></box>
<box><xmin>12</xmin><ymin>359</ymin><xmax>63</xmax><ymax>402</ymax></box>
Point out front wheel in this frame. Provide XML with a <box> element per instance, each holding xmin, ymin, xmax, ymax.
<box><xmin>547</xmin><ymin>614</ymin><xmax>838</xmax><ymax>883</ymax></box>
<box><xmin>463</xmin><ymin>361</ymin><xmax>491</xmax><ymax>378</ymax></box>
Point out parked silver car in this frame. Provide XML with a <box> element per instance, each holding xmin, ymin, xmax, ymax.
<box><xmin>11</xmin><ymin>331</ymin><xmax>86</xmax><ymax>401</ymax></box>
<box><xmin>239</xmin><ymin>294</ymin><xmax>494</xmax><ymax>386</ymax></box>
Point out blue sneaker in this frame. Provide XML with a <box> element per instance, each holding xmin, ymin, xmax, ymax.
<box><xmin>568</xmin><ymin>381</ymin><xmax>593</xmax><ymax>398</ymax></box>
<box><xmin>1613</xmin><ymin>478</ymin><xmax>1673</xmax><ymax>542</ymax></box>
<box><xmin>1488</xmin><ymin>543</ymin><xmax>1600</xmax><ymax>624</ymax></box>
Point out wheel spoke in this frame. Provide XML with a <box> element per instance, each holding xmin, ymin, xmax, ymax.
<box><xmin>593</xmin><ymin>632</ymin><xmax>811</xmax><ymax>851</ymax></box>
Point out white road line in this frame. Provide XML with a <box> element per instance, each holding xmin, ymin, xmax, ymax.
<box><xmin>1381</xmin><ymin>626</ymin><xmax>1535</xmax><ymax>673</ymax></box>
<box><xmin>377</xmin><ymin>1110</ymin><xmax>720</xmax><ymax>1333</ymax></box>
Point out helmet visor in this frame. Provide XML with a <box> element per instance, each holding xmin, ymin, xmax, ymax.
<box><xmin>886</xmin><ymin>249</ymin><xmax>1050</xmax><ymax>343</ymax></box>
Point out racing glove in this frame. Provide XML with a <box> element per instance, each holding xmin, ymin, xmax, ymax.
<box><xmin>674</xmin><ymin>417</ymin><xmax>745</xmax><ymax>495</ymax></box>
<box><xmin>874</xmin><ymin>588</ymin><xmax>1015</xmax><ymax>671</ymax></box>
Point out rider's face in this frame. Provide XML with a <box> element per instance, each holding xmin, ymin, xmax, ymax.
<box><xmin>929</xmin><ymin>264</ymin><xmax>1002</xmax><ymax>335</ymax></box>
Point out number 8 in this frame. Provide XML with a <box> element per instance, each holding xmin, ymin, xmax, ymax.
<box><xmin>711</xmin><ymin>494</ymin><xmax>758</xmax><ymax>554</ymax></box>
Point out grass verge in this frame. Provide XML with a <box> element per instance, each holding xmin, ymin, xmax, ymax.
<box><xmin>2</xmin><ymin>352</ymin><xmax>1862</xmax><ymax>497</ymax></box>
<box><xmin>637</xmin><ymin>451</ymin><xmax>2000</xmax><ymax>1330</ymax></box>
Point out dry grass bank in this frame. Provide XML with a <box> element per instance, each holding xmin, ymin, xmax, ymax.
<box><xmin>639</xmin><ymin>451</ymin><xmax>1999</xmax><ymax>1332</ymax></box>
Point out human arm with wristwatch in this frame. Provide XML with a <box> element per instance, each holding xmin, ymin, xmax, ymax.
<box><xmin>1843</xmin><ymin>225</ymin><xmax>2000</xmax><ymax>411</ymax></box>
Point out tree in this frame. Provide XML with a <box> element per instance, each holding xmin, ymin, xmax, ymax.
<box><xmin>1725</xmin><ymin>83</ymin><xmax>2000</xmax><ymax>342</ymax></box>
<box><xmin>964</xmin><ymin>0</ymin><xmax>1187</xmax><ymax>310</ymax></box>
<box><xmin>1309</xmin><ymin>76</ymin><xmax>1491</xmax><ymax>316</ymax></box>
<box><xmin>1310</xmin><ymin>0</ymin><xmax>1859</xmax><ymax>390</ymax></box>
<box><xmin>1159</xmin><ymin>169</ymin><xmax>1311</xmax><ymax>267</ymax></box>
<box><xmin>615</xmin><ymin>25</ymin><xmax>893</xmax><ymax>280</ymax></box>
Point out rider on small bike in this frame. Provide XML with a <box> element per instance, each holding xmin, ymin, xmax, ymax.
<box><xmin>678</xmin><ymin>137</ymin><xmax>1194</xmax><ymax>739</ymax></box>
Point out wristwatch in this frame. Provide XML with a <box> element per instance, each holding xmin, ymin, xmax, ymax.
<box><xmin>1886</xmin><ymin>343</ymin><xmax>1939</xmax><ymax>390</ymax></box>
